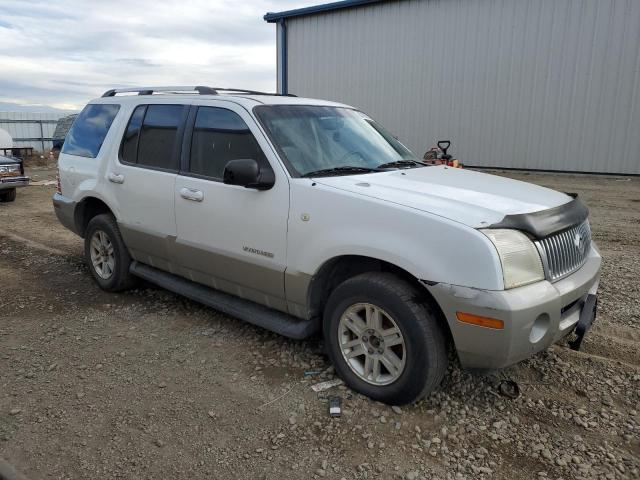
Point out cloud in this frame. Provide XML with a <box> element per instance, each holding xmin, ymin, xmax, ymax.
<box><xmin>0</xmin><ymin>0</ymin><xmax>316</xmax><ymax>110</ymax></box>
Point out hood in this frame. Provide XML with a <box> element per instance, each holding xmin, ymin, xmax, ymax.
<box><xmin>314</xmin><ymin>166</ymin><xmax>572</xmax><ymax>228</ymax></box>
<box><xmin>0</xmin><ymin>154</ymin><xmax>21</xmax><ymax>165</ymax></box>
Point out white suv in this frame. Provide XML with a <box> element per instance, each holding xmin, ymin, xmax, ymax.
<box><xmin>54</xmin><ymin>86</ymin><xmax>601</xmax><ymax>404</ymax></box>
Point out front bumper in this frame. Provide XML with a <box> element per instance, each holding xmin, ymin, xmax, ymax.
<box><xmin>426</xmin><ymin>246</ymin><xmax>601</xmax><ymax>369</ymax></box>
<box><xmin>0</xmin><ymin>176</ymin><xmax>29</xmax><ymax>190</ymax></box>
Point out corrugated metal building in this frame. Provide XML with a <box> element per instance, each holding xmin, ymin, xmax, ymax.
<box><xmin>265</xmin><ymin>0</ymin><xmax>640</xmax><ymax>175</ymax></box>
<box><xmin>0</xmin><ymin>111</ymin><xmax>67</xmax><ymax>152</ymax></box>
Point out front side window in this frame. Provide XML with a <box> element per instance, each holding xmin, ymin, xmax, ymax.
<box><xmin>189</xmin><ymin>107</ymin><xmax>267</xmax><ymax>179</ymax></box>
<box><xmin>254</xmin><ymin>105</ymin><xmax>418</xmax><ymax>177</ymax></box>
<box><xmin>62</xmin><ymin>104</ymin><xmax>120</xmax><ymax>158</ymax></box>
<box><xmin>120</xmin><ymin>104</ymin><xmax>185</xmax><ymax>170</ymax></box>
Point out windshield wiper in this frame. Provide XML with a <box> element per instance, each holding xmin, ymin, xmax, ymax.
<box><xmin>377</xmin><ymin>159</ymin><xmax>427</xmax><ymax>169</ymax></box>
<box><xmin>301</xmin><ymin>166</ymin><xmax>381</xmax><ymax>178</ymax></box>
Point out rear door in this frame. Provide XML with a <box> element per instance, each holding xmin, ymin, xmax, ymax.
<box><xmin>108</xmin><ymin>102</ymin><xmax>189</xmax><ymax>271</ymax></box>
<box><xmin>173</xmin><ymin>101</ymin><xmax>290</xmax><ymax>312</ymax></box>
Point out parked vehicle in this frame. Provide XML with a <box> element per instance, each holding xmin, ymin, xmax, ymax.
<box><xmin>51</xmin><ymin>113</ymin><xmax>78</xmax><ymax>152</ymax></box>
<box><xmin>0</xmin><ymin>154</ymin><xmax>29</xmax><ymax>202</ymax></box>
<box><xmin>53</xmin><ymin>86</ymin><xmax>601</xmax><ymax>404</ymax></box>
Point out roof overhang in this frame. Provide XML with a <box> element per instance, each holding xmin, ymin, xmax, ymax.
<box><xmin>264</xmin><ymin>0</ymin><xmax>385</xmax><ymax>23</ymax></box>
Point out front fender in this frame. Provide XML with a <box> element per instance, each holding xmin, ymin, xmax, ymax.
<box><xmin>287</xmin><ymin>181</ymin><xmax>503</xmax><ymax>290</ymax></box>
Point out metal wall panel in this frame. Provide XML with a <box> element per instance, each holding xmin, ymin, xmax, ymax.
<box><xmin>285</xmin><ymin>0</ymin><xmax>640</xmax><ymax>174</ymax></box>
<box><xmin>0</xmin><ymin>111</ymin><xmax>65</xmax><ymax>152</ymax></box>
<box><xmin>9</xmin><ymin>140</ymin><xmax>54</xmax><ymax>151</ymax></box>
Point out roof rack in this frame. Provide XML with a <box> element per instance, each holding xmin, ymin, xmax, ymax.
<box><xmin>101</xmin><ymin>86</ymin><xmax>297</xmax><ymax>97</ymax></box>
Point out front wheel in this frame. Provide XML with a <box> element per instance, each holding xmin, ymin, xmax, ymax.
<box><xmin>323</xmin><ymin>272</ymin><xmax>448</xmax><ymax>405</ymax></box>
<box><xmin>0</xmin><ymin>188</ymin><xmax>16</xmax><ymax>202</ymax></box>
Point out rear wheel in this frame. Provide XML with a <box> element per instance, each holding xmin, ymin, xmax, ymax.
<box><xmin>0</xmin><ymin>188</ymin><xmax>17</xmax><ymax>202</ymax></box>
<box><xmin>323</xmin><ymin>272</ymin><xmax>448</xmax><ymax>405</ymax></box>
<box><xmin>84</xmin><ymin>213</ymin><xmax>137</xmax><ymax>292</ymax></box>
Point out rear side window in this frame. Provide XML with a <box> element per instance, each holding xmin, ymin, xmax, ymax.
<box><xmin>62</xmin><ymin>104</ymin><xmax>120</xmax><ymax>158</ymax></box>
<box><xmin>120</xmin><ymin>104</ymin><xmax>186</xmax><ymax>171</ymax></box>
<box><xmin>190</xmin><ymin>107</ymin><xmax>266</xmax><ymax>179</ymax></box>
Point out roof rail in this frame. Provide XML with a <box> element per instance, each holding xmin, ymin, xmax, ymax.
<box><xmin>212</xmin><ymin>87</ymin><xmax>270</xmax><ymax>95</ymax></box>
<box><xmin>101</xmin><ymin>86</ymin><xmax>218</xmax><ymax>97</ymax></box>
<box><xmin>211</xmin><ymin>88</ymin><xmax>298</xmax><ymax>97</ymax></box>
<box><xmin>101</xmin><ymin>86</ymin><xmax>297</xmax><ymax>98</ymax></box>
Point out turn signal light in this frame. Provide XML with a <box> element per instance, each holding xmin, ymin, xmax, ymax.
<box><xmin>456</xmin><ymin>312</ymin><xmax>504</xmax><ymax>330</ymax></box>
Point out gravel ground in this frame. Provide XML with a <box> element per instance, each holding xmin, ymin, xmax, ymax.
<box><xmin>1</xmin><ymin>166</ymin><xmax>639</xmax><ymax>480</ymax></box>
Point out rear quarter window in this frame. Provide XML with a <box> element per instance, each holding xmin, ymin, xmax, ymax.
<box><xmin>62</xmin><ymin>104</ymin><xmax>120</xmax><ymax>158</ymax></box>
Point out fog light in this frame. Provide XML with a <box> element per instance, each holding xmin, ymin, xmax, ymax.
<box><xmin>529</xmin><ymin>313</ymin><xmax>550</xmax><ymax>343</ymax></box>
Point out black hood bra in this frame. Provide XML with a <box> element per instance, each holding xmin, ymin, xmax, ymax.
<box><xmin>488</xmin><ymin>195</ymin><xmax>589</xmax><ymax>240</ymax></box>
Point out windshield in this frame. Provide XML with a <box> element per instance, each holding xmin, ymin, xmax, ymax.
<box><xmin>254</xmin><ymin>105</ymin><xmax>419</xmax><ymax>177</ymax></box>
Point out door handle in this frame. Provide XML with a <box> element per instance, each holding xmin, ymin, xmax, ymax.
<box><xmin>180</xmin><ymin>187</ymin><xmax>204</xmax><ymax>202</ymax></box>
<box><xmin>108</xmin><ymin>172</ymin><xmax>125</xmax><ymax>184</ymax></box>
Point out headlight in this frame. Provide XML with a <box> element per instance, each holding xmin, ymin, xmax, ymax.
<box><xmin>0</xmin><ymin>164</ymin><xmax>21</xmax><ymax>176</ymax></box>
<box><xmin>482</xmin><ymin>229</ymin><xmax>544</xmax><ymax>289</ymax></box>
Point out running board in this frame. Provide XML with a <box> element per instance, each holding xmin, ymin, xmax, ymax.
<box><xmin>129</xmin><ymin>261</ymin><xmax>318</xmax><ymax>339</ymax></box>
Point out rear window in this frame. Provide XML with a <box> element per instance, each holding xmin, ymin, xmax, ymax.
<box><xmin>62</xmin><ymin>104</ymin><xmax>120</xmax><ymax>158</ymax></box>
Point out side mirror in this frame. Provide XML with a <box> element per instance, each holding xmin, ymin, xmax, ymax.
<box><xmin>223</xmin><ymin>159</ymin><xmax>275</xmax><ymax>190</ymax></box>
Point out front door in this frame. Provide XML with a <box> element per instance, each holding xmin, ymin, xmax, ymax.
<box><xmin>173</xmin><ymin>101</ymin><xmax>290</xmax><ymax>312</ymax></box>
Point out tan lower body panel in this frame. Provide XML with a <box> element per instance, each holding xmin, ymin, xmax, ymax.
<box><xmin>119</xmin><ymin>224</ymin><xmax>293</xmax><ymax>315</ymax></box>
<box><xmin>284</xmin><ymin>270</ymin><xmax>312</xmax><ymax>319</ymax></box>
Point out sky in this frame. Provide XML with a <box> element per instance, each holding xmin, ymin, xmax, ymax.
<box><xmin>0</xmin><ymin>0</ymin><xmax>317</xmax><ymax>112</ymax></box>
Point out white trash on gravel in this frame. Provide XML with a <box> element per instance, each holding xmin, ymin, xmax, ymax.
<box><xmin>311</xmin><ymin>378</ymin><xmax>344</xmax><ymax>392</ymax></box>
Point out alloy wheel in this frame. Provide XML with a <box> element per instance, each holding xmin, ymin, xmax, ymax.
<box><xmin>89</xmin><ymin>230</ymin><xmax>115</xmax><ymax>280</ymax></box>
<box><xmin>338</xmin><ymin>303</ymin><xmax>406</xmax><ymax>385</ymax></box>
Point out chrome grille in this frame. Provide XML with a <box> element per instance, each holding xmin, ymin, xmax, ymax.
<box><xmin>536</xmin><ymin>220</ymin><xmax>591</xmax><ymax>282</ymax></box>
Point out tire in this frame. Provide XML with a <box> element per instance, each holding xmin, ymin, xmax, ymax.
<box><xmin>323</xmin><ymin>272</ymin><xmax>448</xmax><ymax>405</ymax></box>
<box><xmin>0</xmin><ymin>188</ymin><xmax>16</xmax><ymax>202</ymax></box>
<box><xmin>84</xmin><ymin>213</ymin><xmax>137</xmax><ymax>292</ymax></box>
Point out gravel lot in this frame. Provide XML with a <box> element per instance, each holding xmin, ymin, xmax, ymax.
<box><xmin>1</xmin><ymin>166</ymin><xmax>639</xmax><ymax>480</ymax></box>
